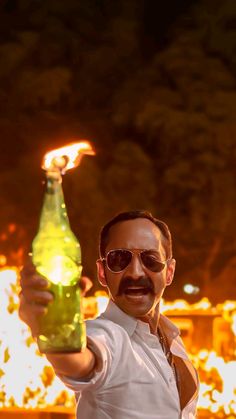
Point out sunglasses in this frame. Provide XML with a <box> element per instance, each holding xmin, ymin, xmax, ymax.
<box><xmin>101</xmin><ymin>249</ymin><xmax>169</xmax><ymax>273</ymax></box>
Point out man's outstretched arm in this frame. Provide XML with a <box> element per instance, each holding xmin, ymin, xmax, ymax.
<box><xmin>19</xmin><ymin>261</ymin><xmax>96</xmax><ymax>379</ymax></box>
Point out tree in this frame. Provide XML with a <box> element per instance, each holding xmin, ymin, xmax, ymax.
<box><xmin>0</xmin><ymin>0</ymin><xmax>235</xmax><ymax>301</ymax></box>
<box><xmin>111</xmin><ymin>0</ymin><xmax>236</xmax><ymax>300</ymax></box>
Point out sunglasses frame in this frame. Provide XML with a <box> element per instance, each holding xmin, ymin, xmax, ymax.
<box><xmin>101</xmin><ymin>248</ymin><xmax>170</xmax><ymax>273</ymax></box>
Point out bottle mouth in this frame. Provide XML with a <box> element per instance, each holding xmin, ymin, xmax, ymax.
<box><xmin>42</xmin><ymin>141</ymin><xmax>95</xmax><ymax>174</ymax></box>
<box><xmin>51</xmin><ymin>155</ymin><xmax>69</xmax><ymax>171</ymax></box>
<box><xmin>45</xmin><ymin>170</ymin><xmax>62</xmax><ymax>183</ymax></box>
<box><xmin>44</xmin><ymin>155</ymin><xmax>69</xmax><ymax>182</ymax></box>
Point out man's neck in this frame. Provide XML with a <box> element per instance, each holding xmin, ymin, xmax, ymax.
<box><xmin>137</xmin><ymin>304</ymin><xmax>160</xmax><ymax>334</ymax></box>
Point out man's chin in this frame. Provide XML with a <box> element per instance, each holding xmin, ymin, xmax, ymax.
<box><xmin>115</xmin><ymin>292</ymin><xmax>155</xmax><ymax>317</ymax></box>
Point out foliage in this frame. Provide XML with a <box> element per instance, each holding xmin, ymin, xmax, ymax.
<box><xmin>0</xmin><ymin>0</ymin><xmax>235</xmax><ymax>301</ymax></box>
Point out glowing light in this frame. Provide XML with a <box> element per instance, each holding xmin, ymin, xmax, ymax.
<box><xmin>42</xmin><ymin>141</ymin><xmax>95</xmax><ymax>173</ymax></box>
<box><xmin>183</xmin><ymin>283</ymin><xmax>200</xmax><ymax>295</ymax></box>
<box><xmin>0</xmin><ymin>254</ymin><xmax>7</xmax><ymax>266</ymax></box>
<box><xmin>36</xmin><ymin>254</ymin><xmax>81</xmax><ymax>286</ymax></box>
<box><xmin>161</xmin><ymin>297</ymin><xmax>213</xmax><ymax>313</ymax></box>
<box><xmin>8</xmin><ymin>223</ymin><xmax>17</xmax><ymax>233</ymax></box>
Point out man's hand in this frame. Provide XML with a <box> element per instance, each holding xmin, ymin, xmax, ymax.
<box><xmin>19</xmin><ymin>260</ymin><xmax>93</xmax><ymax>337</ymax></box>
<box><xmin>19</xmin><ymin>259</ymin><xmax>96</xmax><ymax>379</ymax></box>
<box><xmin>19</xmin><ymin>261</ymin><xmax>53</xmax><ymax>336</ymax></box>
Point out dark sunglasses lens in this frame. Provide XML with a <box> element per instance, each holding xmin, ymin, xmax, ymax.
<box><xmin>107</xmin><ymin>250</ymin><xmax>132</xmax><ymax>272</ymax></box>
<box><xmin>141</xmin><ymin>252</ymin><xmax>165</xmax><ymax>272</ymax></box>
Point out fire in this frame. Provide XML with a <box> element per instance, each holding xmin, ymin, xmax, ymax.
<box><xmin>232</xmin><ymin>313</ymin><xmax>236</xmax><ymax>336</ymax></box>
<box><xmin>194</xmin><ymin>350</ymin><xmax>236</xmax><ymax>415</ymax></box>
<box><xmin>160</xmin><ymin>297</ymin><xmax>213</xmax><ymax>312</ymax></box>
<box><xmin>0</xmin><ymin>266</ymin><xmax>235</xmax><ymax>416</ymax></box>
<box><xmin>0</xmin><ymin>267</ymin><xmax>74</xmax><ymax>409</ymax></box>
<box><xmin>0</xmin><ymin>254</ymin><xmax>7</xmax><ymax>266</ymax></box>
<box><xmin>42</xmin><ymin>141</ymin><xmax>95</xmax><ymax>173</ymax></box>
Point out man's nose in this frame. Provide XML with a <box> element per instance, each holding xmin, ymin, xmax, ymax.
<box><xmin>125</xmin><ymin>254</ymin><xmax>145</xmax><ymax>279</ymax></box>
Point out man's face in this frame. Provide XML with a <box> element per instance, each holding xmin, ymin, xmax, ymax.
<box><xmin>97</xmin><ymin>218</ymin><xmax>175</xmax><ymax>319</ymax></box>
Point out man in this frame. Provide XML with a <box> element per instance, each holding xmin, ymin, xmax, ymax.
<box><xmin>19</xmin><ymin>210</ymin><xmax>199</xmax><ymax>419</ymax></box>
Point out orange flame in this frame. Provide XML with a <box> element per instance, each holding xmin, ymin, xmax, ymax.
<box><xmin>42</xmin><ymin>141</ymin><xmax>95</xmax><ymax>173</ymax></box>
<box><xmin>0</xmin><ymin>267</ymin><xmax>75</xmax><ymax>409</ymax></box>
<box><xmin>232</xmin><ymin>312</ymin><xmax>236</xmax><ymax>336</ymax></box>
<box><xmin>0</xmin><ymin>266</ymin><xmax>235</xmax><ymax>416</ymax></box>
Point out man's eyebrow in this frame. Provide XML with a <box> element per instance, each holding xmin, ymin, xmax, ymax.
<box><xmin>147</xmin><ymin>249</ymin><xmax>168</xmax><ymax>258</ymax></box>
<box><xmin>145</xmin><ymin>249</ymin><xmax>162</xmax><ymax>256</ymax></box>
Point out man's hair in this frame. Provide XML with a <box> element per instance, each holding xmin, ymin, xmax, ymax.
<box><xmin>99</xmin><ymin>210</ymin><xmax>173</xmax><ymax>259</ymax></box>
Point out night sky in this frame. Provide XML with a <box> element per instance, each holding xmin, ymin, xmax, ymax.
<box><xmin>0</xmin><ymin>0</ymin><xmax>235</xmax><ymax>302</ymax></box>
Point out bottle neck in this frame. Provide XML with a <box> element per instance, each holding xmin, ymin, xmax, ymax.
<box><xmin>39</xmin><ymin>174</ymin><xmax>70</xmax><ymax>228</ymax></box>
<box><xmin>46</xmin><ymin>174</ymin><xmax>62</xmax><ymax>196</ymax></box>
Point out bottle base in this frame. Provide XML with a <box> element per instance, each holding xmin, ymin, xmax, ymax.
<box><xmin>37</xmin><ymin>323</ymin><xmax>86</xmax><ymax>354</ymax></box>
<box><xmin>38</xmin><ymin>346</ymin><xmax>85</xmax><ymax>354</ymax></box>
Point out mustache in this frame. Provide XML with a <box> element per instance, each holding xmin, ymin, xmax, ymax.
<box><xmin>117</xmin><ymin>276</ymin><xmax>154</xmax><ymax>296</ymax></box>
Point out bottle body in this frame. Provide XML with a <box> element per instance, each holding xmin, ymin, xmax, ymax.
<box><xmin>37</xmin><ymin>281</ymin><xmax>85</xmax><ymax>353</ymax></box>
<box><xmin>32</xmin><ymin>175</ymin><xmax>86</xmax><ymax>353</ymax></box>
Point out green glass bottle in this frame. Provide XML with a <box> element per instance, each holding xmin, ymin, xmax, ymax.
<box><xmin>32</xmin><ymin>170</ymin><xmax>86</xmax><ymax>353</ymax></box>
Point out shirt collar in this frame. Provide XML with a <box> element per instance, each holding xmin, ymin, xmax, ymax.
<box><xmin>100</xmin><ymin>299</ymin><xmax>180</xmax><ymax>342</ymax></box>
<box><xmin>100</xmin><ymin>300</ymin><xmax>138</xmax><ymax>336</ymax></box>
<box><xmin>159</xmin><ymin>313</ymin><xmax>180</xmax><ymax>342</ymax></box>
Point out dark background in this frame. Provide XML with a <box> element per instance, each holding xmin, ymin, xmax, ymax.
<box><xmin>0</xmin><ymin>0</ymin><xmax>235</xmax><ymax>302</ymax></box>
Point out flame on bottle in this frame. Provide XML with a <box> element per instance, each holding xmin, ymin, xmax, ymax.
<box><xmin>42</xmin><ymin>141</ymin><xmax>95</xmax><ymax>174</ymax></box>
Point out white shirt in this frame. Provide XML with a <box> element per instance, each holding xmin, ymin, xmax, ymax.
<box><xmin>61</xmin><ymin>300</ymin><xmax>199</xmax><ymax>419</ymax></box>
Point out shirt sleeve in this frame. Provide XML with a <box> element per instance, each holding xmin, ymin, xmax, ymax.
<box><xmin>57</xmin><ymin>321</ymin><xmax>112</xmax><ymax>393</ymax></box>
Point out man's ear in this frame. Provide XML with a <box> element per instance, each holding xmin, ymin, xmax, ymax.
<box><xmin>96</xmin><ymin>259</ymin><xmax>107</xmax><ymax>287</ymax></box>
<box><xmin>166</xmin><ymin>258</ymin><xmax>176</xmax><ymax>286</ymax></box>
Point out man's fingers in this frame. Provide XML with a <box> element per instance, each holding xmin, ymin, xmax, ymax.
<box><xmin>18</xmin><ymin>259</ymin><xmax>52</xmax><ymax>337</ymax></box>
<box><xmin>18</xmin><ymin>293</ymin><xmax>47</xmax><ymax>336</ymax></box>
<box><xmin>20</xmin><ymin>265</ymin><xmax>49</xmax><ymax>290</ymax></box>
<box><xmin>21</xmin><ymin>287</ymin><xmax>54</xmax><ymax>305</ymax></box>
<box><xmin>20</xmin><ymin>259</ymin><xmax>37</xmax><ymax>278</ymax></box>
<box><xmin>20</xmin><ymin>274</ymin><xmax>49</xmax><ymax>291</ymax></box>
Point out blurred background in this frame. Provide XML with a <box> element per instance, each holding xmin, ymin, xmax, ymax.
<box><xmin>0</xmin><ymin>0</ymin><xmax>236</xmax><ymax>303</ymax></box>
